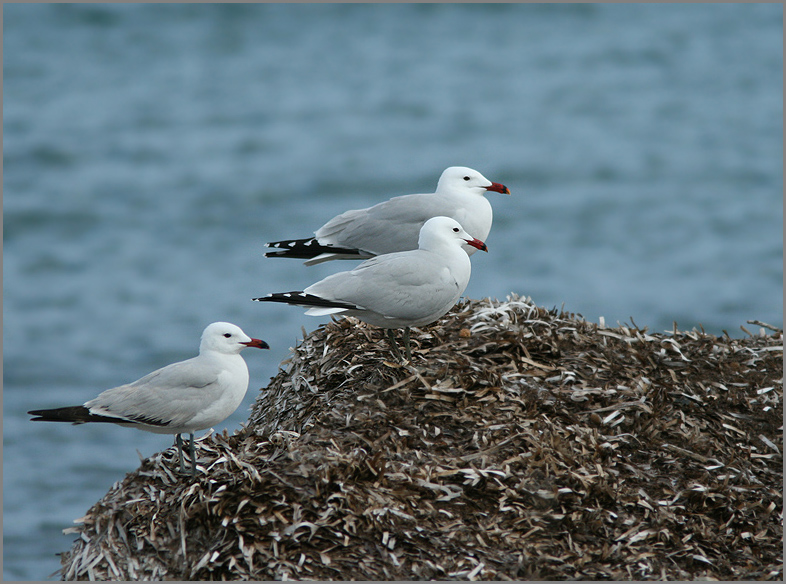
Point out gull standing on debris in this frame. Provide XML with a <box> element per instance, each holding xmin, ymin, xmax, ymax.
<box><xmin>28</xmin><ymin>322</ymin><xmax>269</xmax><ymax>478</ymax></box>
<box><xmin>255</xmin><ymin>216</ymin><xmax>487</xmax><ymax>361</ymax></box>
<box><xmin>265</xmin><ymin>166</ymin><xmax>508</xmax><ymax>265</ymax></box>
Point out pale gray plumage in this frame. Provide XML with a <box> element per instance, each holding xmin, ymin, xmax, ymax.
<box><xmin>255</xmin><ymin>216</ymin><xmax>488</xmax><ymax>361</ymax></box>
<box><xmin>29</xmin><ymin>322</ymin><xmax>269</xmax><ymax>477</ymax></box>
<box><xmin>265</xmin><ymin>166</ymin><xmax>509</xmax><ymax>264</ymax></box>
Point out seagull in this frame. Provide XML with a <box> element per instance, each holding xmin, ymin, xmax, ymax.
<box><xmin>255</xmin><ymin>216</ymin><xmax>487</xmax><ymax>362</ymax></box>
<box><xmin>265</xmin><ymin>166</ymin><xmax>508</xmax><ymax>265</ymax></box>
<box><xmin>28</xmin><ymin>322</ymin><xmax>269</xmax><ymax>478</ymax></box>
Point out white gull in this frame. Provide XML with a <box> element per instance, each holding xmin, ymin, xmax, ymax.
<box><xmin>265</xmin><ymin>166</ymin><xmax>508</xmax><ymax>265</ymax></box>
<box><xmin>255</xmin><ymin>216</ymin><xmax>487</xmax><ymax>361</ymax></box>
<box><xmin>28</xmin><ymin>322</ymin><xmax>269</xmax><ymax>477</ymax></box>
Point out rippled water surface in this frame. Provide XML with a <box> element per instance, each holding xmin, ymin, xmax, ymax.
<box><xmin>4</xmin><ymin>4</ymin><xmax>782</xmax><ymax>580</ymax></box>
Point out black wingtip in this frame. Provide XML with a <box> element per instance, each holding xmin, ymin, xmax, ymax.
<box><xmin>27</xmin><ymin>405</ymin><xmax>146</xmax><ymax>425</ymax></box>
<box><xmin>27</xmin><ymin>405</ymin><xmax>93</xmax><ymax>423</ymax></box>
<box><xmin>264</xmin><ymin>238</ymin><xmax>318</xmax><ymax>259</ymax></box>
<box><xmin>253</xmin><ymin>292</ymin><xmax>309</xmax><ymax>304</ymax></box>
<box><xmin>252</xmin><ymin>291</ymin><xmax>358</xmax><ymax>310</ymax></box>
<box><xmin>251</xmin><ymin>294</ymin><xmax>278</xmax><ymax>302</ymax></box>
<box><xmin>264</xmin><ymin>238</ymin><xmax>367</xmax><ymax>260</ymax></box>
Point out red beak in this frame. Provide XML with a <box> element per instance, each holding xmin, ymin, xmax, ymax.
<box><xmin>485</xmin><ymin>182</ymin><xmax>511</xmax><ymax>195</ymax></box>
<box><xmin>242</xmin><ymin>338</ymin><xmax>270</xmax><ymax>349</ymax></box>
<box><xmin>464</xmin><ymin>237</ymin><xmax>488</xmax><ymax>252</ymax></box>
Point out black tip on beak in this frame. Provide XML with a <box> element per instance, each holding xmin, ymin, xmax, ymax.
<box><xmin>243</xmin><ymin>338</ymin><xmax>270</xmax><ymax>349</ymax></box>
<box><xmin>486</xmin><ymin>182</ymin><xmax>511</xmax><ymax>195</ymax></box>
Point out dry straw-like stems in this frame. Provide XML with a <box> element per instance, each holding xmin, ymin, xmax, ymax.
<box><xmin>60</xmin><ymin>296</ymin><xmax>782</xmax><ymax>580</ymax></box>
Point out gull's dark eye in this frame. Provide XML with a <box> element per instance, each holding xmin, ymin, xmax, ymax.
<box><xmin>223</xmin><ymin>333</ymin><xmax>232</xmax><ymax>338</ymax></box>
<box><xmin>453</xmin><ymin>227</ymin><xmax>460</xmax><ymax>232</ymax></box>
<box><xmin>463</xmin><ymin>176</ymin><xmax>470</xmax><ymax>181</ymax></box>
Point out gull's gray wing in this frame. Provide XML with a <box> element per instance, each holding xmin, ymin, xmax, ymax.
<box><xmin>85</xmin><ymin>357</ymin><xmax>223</xmax><ymax>428</ymax></box>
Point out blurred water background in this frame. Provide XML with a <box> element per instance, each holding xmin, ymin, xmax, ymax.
<box><xmin>3</xmin><ymin>4</ymin><xmax>782</xmax><ymax>580</ymax></box>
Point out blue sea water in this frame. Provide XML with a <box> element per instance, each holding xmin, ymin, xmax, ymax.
<box><xmin>3</xmin><ymin>4</ymin><xmax>782</xmax><ymax>580</ymax></box>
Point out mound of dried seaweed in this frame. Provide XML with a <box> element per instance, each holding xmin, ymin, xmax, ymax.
<box><xmin>59</xmin><ymin>295</ymin><xmax>782</xmax><ymax>580</ymax></box>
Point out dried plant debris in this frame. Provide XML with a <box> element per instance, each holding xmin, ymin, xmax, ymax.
<box><xmin>59</xmin><ymin>295</ymin><xmax>783</xmax><ymax>580</ymax></box>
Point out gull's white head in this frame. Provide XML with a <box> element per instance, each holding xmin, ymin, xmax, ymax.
<box><xmin>435</xmin><ymin>166</ymin><xmax>510</xmax><ymax>196</ymax></box>
<box><xmin>200</xmin><ymin>322</ymin><xmax>269</xmax><ymax>354</ymax></box>
<box><xmin>417</xmin><ymin>216</ymin><xmax>488</xmax><ymax>253</ymax></box>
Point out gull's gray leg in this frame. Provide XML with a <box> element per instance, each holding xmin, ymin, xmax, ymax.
<box><xmin>176</xmin><ymin>434</ymin><xmax>186</xmax><ymax>472</ymax></box>
<box><xmin>386</xmin><ymin>329</ymin><xmax>404</xmax><ymax>362</ymax></box>
<box><xmin>403</xmin><ymin>327</ymin><xmax>412</xmax><ymax>362</ymax></box>
<box><xmin>189</xmin><ymin>432</ymin><xmax>196</xmax><ymax>478</ymax></box>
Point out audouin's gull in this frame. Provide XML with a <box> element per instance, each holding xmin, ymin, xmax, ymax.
<box><xmin>28</xmin><ymin>322</ymin><xmax>269</xmax><ymax>478</ymax></box>
<box><xmin>265</xmin><ymin>166</ymin><xmax>508</xmax><ymax>265</ymax></box>
<box><xmin>255</xmin><ymin>216</ymin><xmax>487</xmax><ymax>361</ymax></box>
